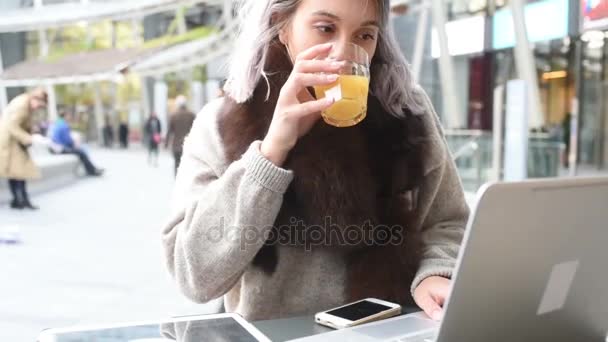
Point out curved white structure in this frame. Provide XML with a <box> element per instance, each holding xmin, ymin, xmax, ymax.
<box><xmin>132</xmin><ymin>20</ymin><xmax>237</xmax><ymax>76</ymax></box>
<box><xmin>0</xmin><ymin>0</ymin><xmax>223</xmax><ymax>33</ymax></box>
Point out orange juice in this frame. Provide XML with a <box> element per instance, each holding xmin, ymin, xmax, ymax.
<box><xmin>314</xmin><ymin>74</ymin><xmax>369</xmax><ymax>127</ymax></box>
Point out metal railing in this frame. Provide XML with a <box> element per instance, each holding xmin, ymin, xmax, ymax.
<box><xmin>444</xmin><ymin>130</ymin><xmax>565</xmax><ymax>193</ymax></box>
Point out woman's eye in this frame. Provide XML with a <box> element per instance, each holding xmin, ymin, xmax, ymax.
<box><xmin>359</xmin><ymin>33</ymin><xmax>376</xmax><ymax>41</ymax></box>
<box><xmin>315</xmin><ymin>25</ymin><xmax>335</xmax><ymax>34</ymax></box>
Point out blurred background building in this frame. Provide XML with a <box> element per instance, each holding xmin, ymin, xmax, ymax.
<box><xmin>393</xmin><ymin>0</ymin><xmax>608</xmax><ymax>191</ymax></box>
<box><xmin>1</xmin><ymin>0</ymin><xmax>607</xmax><ymax>193</ymax></box>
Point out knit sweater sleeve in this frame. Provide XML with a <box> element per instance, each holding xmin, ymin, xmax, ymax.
<box><xmin>410</xmin><ymin>154</ymin><xmax>469</xmax><ymax>295</ymax></box>
<box><xmin>161</xmin><ymin>99</ymin><xmax>293</xmax><ymax>303</ymax></box>
<box><xmin>409</xmin><ymin>86</ymin><xmax>469</xmax><ymax>295</ymax></box>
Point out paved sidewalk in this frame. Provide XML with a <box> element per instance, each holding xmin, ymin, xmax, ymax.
<box><xmin>0</xmin><ymin>148</ymin><xmax>220</xmax><ymax>342</ymax></box>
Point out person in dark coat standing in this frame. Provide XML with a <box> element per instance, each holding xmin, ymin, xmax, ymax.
<box><xmin>118</xmin><ymin>120</ymin><xmax>129</xmax><ymax>149</ymax></box>
<box><xmin>165</xmin><ymin>95</ymin><xmax>195</xmax><ymax>176</ymax></box>
<box><xmin>144</xmin><ymin>112</ymin><xmax>162</xmax><ymax>167</ymax></box>
<box><xmin>102</xmin><ymin>115</ymin><xmax>114</xmax><ymax>148</ymax></box>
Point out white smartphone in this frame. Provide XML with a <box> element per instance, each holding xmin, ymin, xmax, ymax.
<box><xmin>315</xmin><ymin>298</ymin><xmax>402</xmax><ymax>329</ymax></box>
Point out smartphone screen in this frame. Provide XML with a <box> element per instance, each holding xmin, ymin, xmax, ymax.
<box><xmin>325</xmin><ymin>300</ymin><xmax>393</xmax><ymax>321</ymax></box>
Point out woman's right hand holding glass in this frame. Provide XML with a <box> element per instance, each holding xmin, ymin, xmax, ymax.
<box><xmin>260</xmin><ymin>43</ymin><xmax>341</xmax><ymax>166</ymax></box>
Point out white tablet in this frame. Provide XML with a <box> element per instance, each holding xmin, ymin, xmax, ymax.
<box><xmin>37</xmin><ymin>313</ymin><xmax>271</xmax><ymax>342</ymax></box>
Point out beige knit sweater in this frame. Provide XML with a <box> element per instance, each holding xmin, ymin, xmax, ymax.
<box><xmin>162</xmin><ymin>88</ymin><xmax>469</xmax><ymax>321</ymax></box>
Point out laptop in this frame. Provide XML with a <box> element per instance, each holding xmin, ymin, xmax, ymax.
<box><xmin>290</xmin><ymin>177</ymin><xmax>608</xmax><ymax>342</ymax></box>
<box><xmin>37</xmin><ymin>313</ymin><xmax>271</xmax><ymax>342</ymax></box>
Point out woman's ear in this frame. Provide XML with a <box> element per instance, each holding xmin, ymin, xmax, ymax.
<box><xmin>278</xmin><ymin>29</ymin><xmax>287</xmax><ymax>46</ymax></box>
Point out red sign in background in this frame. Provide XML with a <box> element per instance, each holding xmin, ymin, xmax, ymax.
<box><xmin>583</xmin><ymin>0</ymin><xmax>608</xmax><ymax>28</ymax></box>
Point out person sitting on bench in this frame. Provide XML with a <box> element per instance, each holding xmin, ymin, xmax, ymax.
<box><xmin>50</xmin><ymin>112</ymin><xmax>104</xmax><ymax>177</ymax></box>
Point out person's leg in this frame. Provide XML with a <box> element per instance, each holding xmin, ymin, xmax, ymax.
<box><xmin>152</xmin><ymin>145</ymin><xmax>159</xmax><ymax>166</ymax></box>
<box><xmin>173</xmin><ymin>150</ymin><xmax>182</xmax><ymax>176</ymax></box>
<box><xmin>64</xmin><ymin>148</ymin><xmax>99</xmax><ymax>175</ymax></box>
<box><xmin>118</xmin><ymin>126</ymin><xmax>125</xmax><ymax>148</ymax></box>
<box><xmin>8</xmin><ymin>179</ymin><xmax>18</xmax><ymax>201</ymax></box>
<box><xmin>20</xmin><ymin>180</ymin><xmax>38</xmax><ymax>210</ymax></box>
<box><xmin>8</xmin><ymin>179</ymin><xmax>23</xmax><ymax>209</ymax></box>
<box><xmin>76</xmin><ymin>148</ymin><xmax>99</xmax><ymax>175</ymax></box>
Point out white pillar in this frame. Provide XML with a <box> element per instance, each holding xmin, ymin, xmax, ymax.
<box><xmin>492</xmin><ymin>85</ymin><xmax>505</xmax><ymax>182</ymax></box>
<box><xmin>154</xmin><ymin>79</ymin><xmax>169</xmax><ymax>136</ymax></box>
<box><xmin>504</xmin><ymin>79</ymin><xmax>529</xmax><ymax>181</ymax></box>
<box><xmin>431</xmin><ymin>0</ymin><xmax>463</xmax><ymax>129</ymax></box>
<box><xmin>0</xmin><ymin>85</ymin><xmax>7</xmax><ymax>117</ymax></box>
<box><xmin>0</xmin><ymin>45</ymin><xmax>8</xmax><ymax>117</ymax></box>
<box><xmin>191</xmin><ymin>81</ymin><xmax>204</xmax><ymax>113</ymax></box>
<box><xmin>111</xmin><ymin>21</ymin><xmax>117</xmax><ymax>48</ymax></box>
<box><xmin>176</xmin><ymin>7</ymin><xmax>187</xmax><ymax>35</ymax></box>
<box><xmin>412</xmin><ymin>5</ymin><xmax>429</xmax><ymax>84</ymax></box>
<box><xmin>93</xmin><ymin>83</ymin><xmax>104</xmax><ymax>144</ymax></box>
<box><xmin>36</xmin><ymin>0</ymin><xmax>49</xmax><ymax>59</ymax></box>
<box><xmin>34</xmin><ymin>0</ymin><xmax>59</xmax><ymax>122</ymax></box>
<box><xmin>46</xmin><ymin>83</ymin><xmax>58</xmax><ymax>121</ymax></box>
<box><xmin>509</xmin><ymin>0</ymin><xmax>544</xmax><ymax>129</ymax></box>
<box><xmin>38</xmin><ymin>30</ymin><xmax>50</xmax><ymax>59</ymax></box>
<box><xmin>175</xmin><ymin>9</ymin><xmax>191</xmax><ymax>84</ymax></box>
<box><xmin>131</xmin><ymin>19</ymin><xmax>142</xmax><ymax>46</ymax></box>
<box><xmin>140</xmin><ymin>76</ymin><xmax>152</xmax><ymax>120</ymax></box>
<box><xmin>39</xmin><ymin>30</ymin><xmax>58</xmax><ymax>122</ymax></box>
<box><xmin>205</xmin><ymin>79</ymin><xmax>220</xmax><ymax>103</ymax></box>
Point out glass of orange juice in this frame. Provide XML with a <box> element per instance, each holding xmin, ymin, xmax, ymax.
<box><xmin>313</xmin><ymin>43</ymin><xmax>370</xmax><ymax>128</ymax></box>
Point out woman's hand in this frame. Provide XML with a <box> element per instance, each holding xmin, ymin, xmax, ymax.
<box><xmin>261</xmin><ymin>43</ymin><xmax>342</xmax><ymax>166</ymax></box>
<box><xmin>413</xmin><ymin>276</ymin><xmax>451</xmax><ymax>321</ymax></box>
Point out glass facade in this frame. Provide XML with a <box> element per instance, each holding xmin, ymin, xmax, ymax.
<box><xmin>579</xmin><ymin>33</ymin><xmax>608</xmax><ymax>169</ymax></box>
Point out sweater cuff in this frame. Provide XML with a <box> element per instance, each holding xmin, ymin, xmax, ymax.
<box><xmin>243</xmin><ymin>141</ymin><xmax>294</xmax><ymax>194</ymax></box>
<box><xmin>410</xmin><ymin>259</ymin><xmax>455</xmax><ymax>297</ymax></box>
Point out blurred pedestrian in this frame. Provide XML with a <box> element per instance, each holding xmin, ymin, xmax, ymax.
<box><xmin>0</xmin><ymin>88</ymin><xmax>48</xmax><ymax>210</ymax></box>
<box><xmin>165</xmin><ymin>95</ymin><xmax>195</xmax><ymax>176</ymax></box>
<box><xmin>118</xmin><ymin>120</ymin><xmax>129</xmax><ymax>149</ymax></box>
<box><xmin>50</xmin><ymin>112</ymin><xmax>104</xmax><ymax>177</ymax></box>
<box><xmin>144</xmin><ymin>112</ymin><xmax>162</xmax><ymax>167</ymax></box>
<box><xmin>102</xmin><ymin>115</ymin><xmax>114</xmax><ymax>148</ymax></box>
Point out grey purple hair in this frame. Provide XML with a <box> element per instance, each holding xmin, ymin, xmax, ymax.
<box><xmin>225</xmin><ymin>0</ymin><xmax>425</xmax><ymax>116</ymax></box>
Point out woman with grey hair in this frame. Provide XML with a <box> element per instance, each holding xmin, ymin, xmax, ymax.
<box><xmin>162</xmin><ymin>0</ymin><xmax>469</xmax><ymax>322</ymax></box>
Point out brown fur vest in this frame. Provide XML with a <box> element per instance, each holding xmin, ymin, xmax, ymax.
<box><xmin>216</xmin><ymin>43</ymin><xmax>433</xmax><ymax>306</ymax></box>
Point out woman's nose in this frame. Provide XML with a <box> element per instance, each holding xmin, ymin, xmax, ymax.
<box><xmin>330</xmin><ymin>40</ymin><xmax>348</xmax><ymax>61</ymax></box>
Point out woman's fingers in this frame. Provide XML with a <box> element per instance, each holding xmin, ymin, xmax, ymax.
<box><xmin>291</xmin><ymin>73</ymin><xmax>338</xmax><ymax>89</ymax></box>
<box><xmin>416</xmin><ymin>292</ymin><xmax>444</xmax><ymax>321</ymax></box>
<box><xmin>291</xmin><ymin>97</ymin><xmax>334</xmax><ymax>118</ymax></box>
<box><xmin>294</xmin><ymin>59</ymin><xmax>343</xmax><ymax>74</ymax></box>
<box><xmin>295</xmin><ymin>42</ymin><xmax>333</xmax><ymax>62</ymax></box>
<box><xmin>413</xmin><ymin>276</ymin><xmax>450</xmax><ymax>322</ymax></box>
<box><xmin>261</xmin><ymin>42</ymin><xmax>340</xmax><ymax>162</ymax></box>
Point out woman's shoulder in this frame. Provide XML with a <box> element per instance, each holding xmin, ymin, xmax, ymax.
<box><xmin>409</xmin><ymin>85</ymin><xmax>449</xmax><ymax>175</ymax></box>
<box><xmin>183</xmin><ymin>97</ymin><xmax>230</xmax><ymax>170</ymax></box>
<box><xmin>190</xmin><ymin>96</ymin><xmax>234</xmax><ymax>137</ymax></box>
<box><xmin>410</xmin><ymin>86</ymin><xmax>444</xmax><ymax>134</ymax></box>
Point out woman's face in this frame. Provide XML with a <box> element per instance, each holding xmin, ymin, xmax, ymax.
<box><xmin>281</xmin><ymin>0</ymin><xmax>380</xmax><ymax>63</ymax></box>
